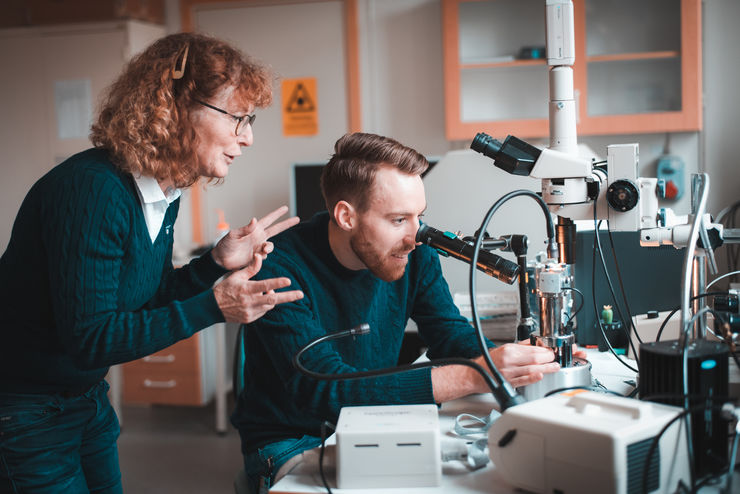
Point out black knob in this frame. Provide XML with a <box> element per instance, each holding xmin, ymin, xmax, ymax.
<box><xmin>606</xmin><ymin>179</ymin><xmax>639</xmax><ymax>212</ymax></box>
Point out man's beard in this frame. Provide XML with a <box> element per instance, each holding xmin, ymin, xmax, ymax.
<box><xmin>350</xmin><ymin>232</ymin><xmax>412</xmax><ymax>282</ymax></box>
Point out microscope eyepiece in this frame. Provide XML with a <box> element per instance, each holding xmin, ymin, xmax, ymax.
<box><xmin>470</xmin><ymin>132</ymin><xmax>541</xmax><ymax>177</ymax></box>
<box><xmin>416</xmin><ymin>223</ymin><xmax>519</xmax><ymax>285</ymax></box>
<box><xmin>471</xmin><ymin>132</ymin><xmax>503</xmax><ymax>159</ymax></box>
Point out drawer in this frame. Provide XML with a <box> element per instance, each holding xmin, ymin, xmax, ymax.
<box><xmin>123</xmin><ymin>337</ymin><xmax>199</xmax><ymax>374</ymax></box>
<box><xmin>123</xmin><ymin>367</ymin><xmax>203</xmax><ymax>406</ymax></box>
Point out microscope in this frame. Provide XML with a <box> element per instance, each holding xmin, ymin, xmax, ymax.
<box><xmin>468</xmin><ymin>1</ymin><xmax>739</xmax><ymax>490</ymax></box>
<box><xmin>432</xmin><ymin>0</ymin><xmax>738</xmax><ymax>490</ymax></box>
<box><xmin>297</xmin><ymin>3</ymin><xmax>737</xmax><ymax>492</ymax></box>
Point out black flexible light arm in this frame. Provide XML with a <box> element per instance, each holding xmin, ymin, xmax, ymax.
<box><xmin>292</xmin><ymin>323</ymin><xmax>500</xmax><ymax>398</ymax></box>
<box><xmin>467</xmin><ymin>189</ymin><xmax>558</xmax><ymax>410</ymax></box>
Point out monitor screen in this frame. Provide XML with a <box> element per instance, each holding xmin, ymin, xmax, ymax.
<box><xmin>290</xmin><ymin>163</ymin><xmax>326</xmax><ymax>220</ymax></box>
<box><xmin>571</xmin><ymin>229</ymin><xmax>685</xmax><ymax>345</ymax></box>
<box><xmin>289</xmin><ymin>157</ymin><xmax>440</xmax><ymax>221</ymax></box>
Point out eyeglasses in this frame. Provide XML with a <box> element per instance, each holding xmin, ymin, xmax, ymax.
<box><xmin>196</xmin><ymin>99</ymin><xmax>256</xmax><ymax>136</ymax></box>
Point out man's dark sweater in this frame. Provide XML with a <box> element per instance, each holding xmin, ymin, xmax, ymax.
<box><xmin>0</xmin><ymin>148</ymin><xmax>227</xmax><ymax>394</ymax></box>
<box><xmin>232</xmin><ymin>212</ymin><xmax>492</xmax><ymax>454</ymax></box>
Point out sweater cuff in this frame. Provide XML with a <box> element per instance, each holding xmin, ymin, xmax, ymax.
<box><xmin>176</xmin><ymin>289</ymin><xmax>226</xmax><ymax>339</ymax></box>
<box><xmin>190</xmin><ymin>248</ymin><xmax>230</xmax><ymax>285</ymax></box>
<box><xmin>395</xmin><ymin>367</ymin><xmax>435</xmax><ymax>404</ymax></box>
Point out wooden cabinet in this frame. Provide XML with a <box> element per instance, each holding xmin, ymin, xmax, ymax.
<box><xmin>0</xmin><ymin>0</ymin><xmax>165</xmax><ymax>28</ymax></box>
<box><xmin>122</xmin><ymin>326</ymin><xmax>218</xmax><ymax>406</ymax></box>
<box><xmin>442</xmin><ymin>0</ymin><xmax>702</xmax><ymax>141</ymax></box>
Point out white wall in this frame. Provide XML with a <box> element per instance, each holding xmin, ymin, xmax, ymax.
<box><xmin>357</xmin><ymin>0</ymin><xmax>450</xmax><ymax>156</ymax></box>
<box><xmin>702</xmin><ymin>0</ymin><xmax>740</xmax><ymax>216</ymax></box>
<box><xmin>193</xmin><ymin>1</ymin><xmax>348</xmax><ymax>241</ymax></box>
<box><xmin>1</xmin><ymin>1</ymin><xmax>737</xmax><ymax>263</ymax></box>
<box><xmin>0</xmin><ymin>21</ymin><xmax>165</xmax><ymax>252</ymax></box>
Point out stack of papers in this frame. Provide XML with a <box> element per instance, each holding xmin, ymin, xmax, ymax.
<box><xmin>453</xmin><ymin>292</ymin><xmax>520</xmax><ymax>343</ymax></box>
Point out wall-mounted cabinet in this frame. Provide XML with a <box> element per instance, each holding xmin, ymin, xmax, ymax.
<box><xmin>442</xmin><ymin>0</ymin><xmax>702</xmax><ymax>141</ymax></box>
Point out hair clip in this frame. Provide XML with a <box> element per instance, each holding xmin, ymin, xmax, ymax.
<box><xmin>172</xmin><ymin>44</ymin><xmax>190</xmax><ymax>80</ymax></box>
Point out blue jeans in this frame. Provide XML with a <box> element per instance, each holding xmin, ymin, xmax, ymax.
<box><xmin>242</xmin><ymin>435</ymin><xmax>322</xmax><ymax>494</ymax></box>
<box><xmin>0</xmin><ymin>380</ymin><xmax>122</xmax><ymax>494</ymax></box>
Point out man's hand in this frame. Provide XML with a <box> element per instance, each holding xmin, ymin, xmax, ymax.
<box><xmin>431</xmin><ymin>341</ymin><xmax>560</xmax><ymax>402</ymax></box>
<box><xmin>485</xmin><ymin>342</ymin><xmax>560</xmax><ymax>388</ymax></box>
<box><xmin>213</xmin><ymin>256</ymin><xmax>304</xmax><ymax>323</ymax></box>
<box><xmin>211</xmin><ymin>205</ymin><xmax>299</xmax><ymax>272</ymax></box>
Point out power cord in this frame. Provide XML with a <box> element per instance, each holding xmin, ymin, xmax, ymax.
<box><xmin>319</xmin><ymin>421</ymin><xmax>336</xmax><ymax>494</ymax></box>
<box><xmin>638</xmin><ymin>397</ymin><xmax>738</xmax><ymax>494</ymax></box>
<box><xmin>655</xmin><ymin>292</ymin><xmax>726</xmax><ymax>342</ymax></box>
<box><xmin>292</xmin><ymin>324</ymin><xmax>501</xmax><ymax>394</ymax></box>
<box><xmin>605</xmin><ymin>227</ymin><xmax>642</xmax><ymax>345</ymax></box>
<box><xmin>592</xmin><ymin>219</ymin><xmax>639</xmax><ymax>374</ymax></box>
<box><xmin>588</xmin><ymin>182</ymin><xmax>640</xmax><ymax>370</ymax></box>
<box><xmin>562</xmin><ymin>286</ymin><xmax>584</xmax><ymax>328</ymax></box>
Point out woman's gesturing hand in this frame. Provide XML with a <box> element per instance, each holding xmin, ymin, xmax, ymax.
<box><xmin>211</xmin><ymin>205</ymin><xmax>299</xmax><ymax>272</ymax></box>
<box><xmin>213</xmin><ymin>255</ymin><xmax>304</xmax><ymax>323</ymax></box>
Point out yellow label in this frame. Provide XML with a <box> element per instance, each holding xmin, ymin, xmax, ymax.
<box><xmin>282</xmin><ymin>78</ymin><xmax>318</xmax><ymax>136</ymax></box>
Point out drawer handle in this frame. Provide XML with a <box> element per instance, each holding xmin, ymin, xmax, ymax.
<box><xmin>143</xmin><ymin>379</ymin><xmax>177</xmax><ymax>389</ymax></box>
<box><xmin>142</xmin><ymin>354</ymin><xmax>176</xmax><ymax>363</ymax></box>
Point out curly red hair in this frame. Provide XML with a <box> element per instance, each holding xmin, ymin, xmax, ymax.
<box><xmin>91</xmin><ymin>32</ymin><xmax>272</xmax><ymax>187</ymax></box>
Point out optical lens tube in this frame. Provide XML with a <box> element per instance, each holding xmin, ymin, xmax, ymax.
<box><xmin>416</xmin><ymin>223</ymin><xmax>520</xmax><ymax>285</ymax></box>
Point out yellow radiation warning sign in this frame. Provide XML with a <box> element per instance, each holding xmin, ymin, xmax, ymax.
<box><xmin>282</xmin><ymin>78</ymin><xmax>318</xmax><ymax>136</ymax></box>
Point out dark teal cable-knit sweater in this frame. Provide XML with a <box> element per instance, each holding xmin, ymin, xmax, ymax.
<box><xmin>232</xmin><ymin>212</ymin><xmax>493</xmax><ymax>453</ymax></box>
<box><xmin>0</xmin><ymin>148</ymin><xmax>227</xmax><ymax>394</ymax></box>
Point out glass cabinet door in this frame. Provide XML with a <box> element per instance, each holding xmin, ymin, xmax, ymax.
<box><xmin>443</xmin><ymin>0</ymin><xmax>701</xmax><ymax>140</ymax></box>
<box><xmin>573</xmin><ymin>0</ymin><xmax>701</xmax><ymax>134</ymax></box>
<box><xmin>584</xmin><ymin>0</ymin><xmax>682</xmax><ymax>117</ymax></box>
<box><xmin>444</xmin><ymin>0</ymin><xmax>550</xmax><ymax>140</ymax></box>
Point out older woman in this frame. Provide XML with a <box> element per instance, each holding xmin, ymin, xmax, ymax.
<box><xmin>0</xmin><ymin>32</ymin><xmax>302</xmax><ymax>493</ymax></box>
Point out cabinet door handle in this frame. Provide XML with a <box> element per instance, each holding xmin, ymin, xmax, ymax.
<box><xmin>142</xmin><ymin>354</ymin><xmax>176</xmax><ymax>363</ymax></box>
<box><xmin>143</xmin><ymin>379</ymin><xmax>177</xmax><ymax>389</ymax></box>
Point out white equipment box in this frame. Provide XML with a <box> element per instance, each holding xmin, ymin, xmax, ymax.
<box><xmin>630</xmin><ymin>311</ymin><xmax>681</xmax><ymax>359</ymax></box>
<box><xmin>336</xmin><ymin>404</ymin><xmax>441</xmax><ymax>489</ymax></box>
<box><xmin>488</xmin><ymin>390</ymin><xmax>690</xmax><ymax>494</ymax></box>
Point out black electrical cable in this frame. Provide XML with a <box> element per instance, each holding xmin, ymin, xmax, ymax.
<box><xmin>655</xmin><ymin>292</ymin><xmax>726</xmax><ymax>342</ymax></box>
<box><xmin>641</xmin><ymin>399</ymin><xmax>734</xmax><ymax>494</ymax></box>
<box><xmin>644</xmin><ymin>394</ymin><xmax>740</xmax><ymax>494</ymax></box>
<box><xmin>606</xmin><ymin>228</ymin><xmax>642</xmax><ymax>345</ymax></box>
<box><xmin>677</xmin><ymin>306</ymin><xmax>727</xmax><ymax>490</ymax></box>
<box><xmin>592</xmin><ymin>216</ymin><xmax>639</xmax><ymax>374</ymax></box>
<box><xmin>563</xmin><ymin>286</ymin><xmax>584</xmax><ymax>327</ymax></box>
<box><xmin>589</xmin><ymin>182</ymin><xmax>640</xmax><ymax>368</ymax></box>
<box><xmin>593</xmin><ymin>217</ymin><xmax>641</xmax><ymax>367</ymax></box>
<box><xmin>319</xmin><ymin>421</ymin><xmax>335</xmax><ymax>494</ymax></box>
<box><xmin>468</xmin><ymin>189</ymin><xmax>557</xmax><ymax>410</ymax></box>
<box><xmin>642</xmin><ymin>406</ymin><xmax>692</xmax><ymax>494</ymax></box>
<box><xmin>292</xmin><ymin>324</ymin><xmax>501</xmax><ymax>394</ymax></box>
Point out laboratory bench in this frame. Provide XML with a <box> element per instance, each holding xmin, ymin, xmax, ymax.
<box><xmin>268</xmin><ymin>350</ymin><xmax>738</xmax><ymax>493</ymax></box>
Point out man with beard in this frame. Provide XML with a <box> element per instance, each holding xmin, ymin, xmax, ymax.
<box><xmin>233</xmin><ymin>133</ymin><xmax>563</xmax><ymax>492</ymax></box>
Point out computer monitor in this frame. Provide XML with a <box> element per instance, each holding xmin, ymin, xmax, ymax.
<box><xmin>290</xmin><ymin>163</ymin><xmax>326</xmax><ymax>220</ymax></box>
<box><xmin>571</xmin><ymin>229</ymin><xmax>685</xmax><ymax>345</ymax></box>
<box><xmin>289</xmin><ymin>157</ymin><xmax>440</xmax><ymax>221</ymax></box>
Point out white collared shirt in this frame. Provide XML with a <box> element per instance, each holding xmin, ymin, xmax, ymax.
<box><xmin>132</xmin><ymin>175</ymin><xmax>182</xmax><ymax>243</ymax></box>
